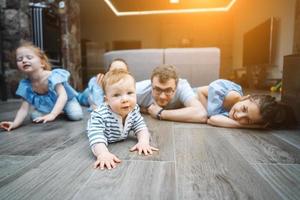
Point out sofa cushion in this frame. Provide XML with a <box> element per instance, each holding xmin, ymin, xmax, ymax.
<box><xmin>103</xmin><ymin>49</ymin><xmax>164</xmax><ymax>82</ymax></box>
<box><xmin>164</xmin><ymin>48</ymin><xmax>220</xmax><ymax>87</ymax></box>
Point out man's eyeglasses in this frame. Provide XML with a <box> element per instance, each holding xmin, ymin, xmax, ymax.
<box><xmin>152</xmin><ymin>86</ymin><xmax>175</xmax><ymax>96</ymax></box>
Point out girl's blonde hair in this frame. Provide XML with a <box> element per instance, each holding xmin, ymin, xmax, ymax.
<box><xmin>102</xmin><ymin>69</ymin><xmax>135</xmax><ymax>95</ymax></box>
<box><xmin>17</xmin><ymin>41</ymin><xmax>52</xmax><ymax>70</ymax></box>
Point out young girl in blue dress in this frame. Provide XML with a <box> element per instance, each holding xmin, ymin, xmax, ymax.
<box><xmin>77</xmin><ymin>58</ymin><xmax>129</xmax><ymax>110</ymax></box>
<box><xmin>0</xmin><ymin>42</ymin><xmax>83</xmax><ymax>131</ymax></box>
<box><xmin>195</xmin><ymin>79</ymin><xmax>296</xmax><ymax>129</ymax></box>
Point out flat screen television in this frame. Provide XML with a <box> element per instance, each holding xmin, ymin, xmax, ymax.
<box><xmin>243</xmin><ymin>17</ymin><xmax>277</xmax><ymax>67</ymax></box>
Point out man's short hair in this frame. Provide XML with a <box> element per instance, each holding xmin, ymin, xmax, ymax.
<box><xmin>151</xmin><ymin>64</ymin><xmax>179</xmax><ymax>85</ymax></box>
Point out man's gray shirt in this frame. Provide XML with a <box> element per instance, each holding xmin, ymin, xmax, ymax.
<box><xmin>136</xmin><ymin>79</ymin><xmax>196</xmax><ymax>109</ymax></box>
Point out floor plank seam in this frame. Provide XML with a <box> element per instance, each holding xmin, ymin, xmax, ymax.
<box><xmin>251</xmin><ymin>163</ymin><xmax>300</xmax><ymax>200</ymax></box>
<box><xmin>250</xmin><ymin>163</ymin><xmax>300</xmax><ymax>166</ymax></box>
<box><xmin>0</xmin><ymin>153</ymin><xmax>52</xmax><ymax>187</ymax></box>
<box><xmin>118</xmin><ymin>159</ymin><xmax>175</xmax><ymax>163</ymax></box>
<box><xmin>174</xmin><ymin>125</ymin><xmax>213</xmax><ymax>128</ymax></box>
<box><xmin>220</xmin><ymin>130</ymin><xmax>272</xmax><ymax>167</ymax></box>
<box><xmin>272</xmin><ymin>133</ymin><xmax>300</xmax><ymax>150</ymax></box>
<box><xmin>71</xmin><ymin>170</ymin><xmax>97</xmax><ymax>200</ymax></box>
<box><xmin>171</xmin><ymin>122</ymin><xmax>179</xmax><ymax>200</ymax></box>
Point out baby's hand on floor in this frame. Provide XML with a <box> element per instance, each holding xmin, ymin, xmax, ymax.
<box><xmin>130</xmin><ymin>141</ymin><xmax>159</xmax><ymax>156</ymax></box>
<box><xmin>94</xmin><ymin>152</ymin><xmax>121</xmax><ymax>170</ymax></box>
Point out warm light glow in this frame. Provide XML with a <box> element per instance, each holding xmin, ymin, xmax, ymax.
<box><xmin>104</xmin><ymin>0</ymin><xmax>237</xmax><ymax>16</ymax></box>
<box><xmin>170</xmin><ymin>0</ymin><xmax>179</xmax><ymax>4</ymax></box>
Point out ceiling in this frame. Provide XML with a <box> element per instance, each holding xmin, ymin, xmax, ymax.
<box><xmin>109</xmin><ymin>0</ymin><xmax>234</xmax><ymax>11</ymax></box>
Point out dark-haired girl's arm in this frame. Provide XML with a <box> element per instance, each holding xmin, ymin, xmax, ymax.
<box><xmin>208</xmin><ymin>115</ymin><xmax>266</xmax><ymax>129</ymax></box>
<box><xmin>208</xmin><ymin>115</ymin><xmax>241</xmax><ymax>128</ymax></box>
<box><xmin>195</xmin><ymin>86</ymin><xmax>208</xmax><ymax>108</ymax></box>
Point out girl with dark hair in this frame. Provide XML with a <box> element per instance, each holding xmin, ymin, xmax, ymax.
<box><xmin>195</xmin><ymin>79</ymin><xmax>297</xmax><ymax>129</ymax></box>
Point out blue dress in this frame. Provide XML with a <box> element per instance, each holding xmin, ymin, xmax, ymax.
<box><xmin>207</xmin><ymin>79</ymin><xmax>243</xmax><ymax>117</ymax></box>
<box><xmin>16</xmin><ymin>69</ymin><xmax>78</xmax><ymax>113</ymax></box>
<box><xmin>77</xmin><ymin>76</ymin><xmax>104</xmax><ymax>109</ymax></box>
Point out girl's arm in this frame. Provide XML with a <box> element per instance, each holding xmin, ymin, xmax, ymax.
<box><xmin>33</xmin><ymin>83</ymin><xmax>67</xmax><ymax>123</ymax></box>
<box><xmin>196</xmin><ymin>86</ymin><xmax>208</xmax><ymax>108</ymax></box>
<box><xmin>208</xmin><ymin>115</ymin><xmax>266</xmax><ymax>129</ymax></box>
<box><xmin>0</xmin><ymin>100</ymin><xmax>30</xmax><ymax>131</ymax></box>
<box><xmin>51</xmin><ymin>83</ymin><xmax>68</xmax><ymax>116</ymax></box>
<box><xmin>88</xmin><ymin>74</ymin><xmax>105</xmax><ymax>110</ymax></box>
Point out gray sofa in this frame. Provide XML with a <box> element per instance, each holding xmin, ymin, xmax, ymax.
<box><xmin>103</xmin><ymin>48</ymin><xmax>220</xmax><ymax>87</ymax></box>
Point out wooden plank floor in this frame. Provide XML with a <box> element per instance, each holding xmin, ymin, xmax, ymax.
<box><xmin>0</xmin><ymin>100</ymin><xmax>300</xmax><ymax>200</ymax></box>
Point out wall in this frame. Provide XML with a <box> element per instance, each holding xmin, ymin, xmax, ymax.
<box><xmin>232</xmin><ymin>0</ymin><xmax>296</xmax><ymax>79</ymax></box>
<box><xmin>0</xmin><ymin>0</ymin><xmax>31</xmax><ymax>99</ymax></box>
<box><xmin>294</xmin><ymin>0</ymin><xmax>300</xmax><ymax>53</ymax></box>
<box><xmin>79</xmin><ymin>0</ymin><xmax>234</xmax><ymax>79</ymax></box>
<box><xmin>59</xmin><ymin>0</ymin><xmax>83</xmax><ymax>89</ymax></box>
<box><xmin>80</xmin><ymin>0</ymin><xmax>297</xmax><ymax>81</ymax></box>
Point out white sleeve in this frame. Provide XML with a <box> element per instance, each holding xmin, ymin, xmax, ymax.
<box><xmin>176</xmin><ymin>79</ymin><xmax>196</xmax><ymax>104</ymax></box>
<box><xmin>136</xmin><ymin>80</ymin><xmax>154</xmax><ymax>107</ymax></box>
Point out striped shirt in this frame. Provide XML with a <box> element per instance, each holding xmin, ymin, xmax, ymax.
<box><xmin>87</xmin><ymin>103</ymin><xmax>147</xmax><ymax>147</ymax></box>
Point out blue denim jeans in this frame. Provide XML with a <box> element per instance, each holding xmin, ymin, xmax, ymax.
<box><xmin>76</xmin><ymin>88</ymin><xmax>90</xmax><ymax>107</ymax></box>
<box><xmin>31</xmin><ymin>97</ymin><xmax>83</xmax><ymax>121</ymax></box>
